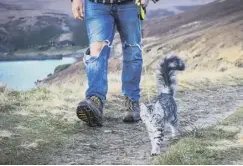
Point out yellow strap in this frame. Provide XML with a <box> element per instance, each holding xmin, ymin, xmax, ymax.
<box><xmin>136</xmin><ymin>2</ymin><xmax>146</xmax><ymax>20</ymax></box>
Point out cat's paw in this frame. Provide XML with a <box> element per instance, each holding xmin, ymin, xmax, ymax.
<box><xmin>151</xmin><ymin>147</ymin><xmax>161</xmax><ymax>156</ymax></box>
<box><xmin>151</xmin><ymin>152</ymin><xmax>160</xmax><ymax>156</ymax></box>
<box><xmin>140</xmin><ymin>103</ymin><xmax>149</xmax><ymax>122</ymax></box>
<box><xmin>140</xmin><ymin>103</ymin><xmax>148</xmax><ymax>113</ymax></box>
<box><xmin>172</xmin><ymin>130</ymin><xmax>181</xmax><ymax>138</ymax></box>
<box><xmin>171</xmin><ymin>132</ymin><xmax>177</xmax><ymax>138</ymax></box>
<box><xmin>171</xmin><ymin>126</ymin><xmax>182</xmax><ymax>138</ymax></box>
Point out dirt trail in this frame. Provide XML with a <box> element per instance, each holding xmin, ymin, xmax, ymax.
<box><xmin>50</xmin><ymin>85</ymin><xmax>243</xmax><ymax>165</ymax></box>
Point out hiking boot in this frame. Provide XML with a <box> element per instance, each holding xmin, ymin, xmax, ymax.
<box><xmin>123</xmin><ymin>97</ymin><xmax>141</xmax><ymax>123</ymax></box>
<box><xmin>77</xmin><ymin>96</ymin><xmax>103</xmax><ymax>127</ymax></box>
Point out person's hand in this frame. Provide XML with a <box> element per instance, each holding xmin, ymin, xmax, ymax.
<box><xmin>72</xmin><ymin>0</ymin><xmax>84</xmax><ymax>20</ymax></box>
<box><xmin>136</xmin><ymin>0</ymin><xmax>149</xmax><ymax>7</ymax></box>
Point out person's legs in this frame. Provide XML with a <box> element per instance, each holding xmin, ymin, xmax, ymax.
<box><xmin>115</xmin><ymin>1</ymin><xmax>143</xmax><ymax>122</ymax></box>
<box><xmin>77</xmin><ymin>0</ymin><xmax>115</xmax><ymax>126</ymax></box>
<box><xmin>84</xmin><ymin>0</ymin><xmax>116</xmax><ymax>104</ymax></box>
<box><xmin>116</xmin><ymin>1</ymin><xmax>142</xmax><ymax>101</ymax></box>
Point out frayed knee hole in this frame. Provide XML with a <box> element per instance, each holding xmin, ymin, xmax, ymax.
<box><xmin>90</xmin><ymin>41</ymin><xmax>109</xmax><ymax>56</ymax></box>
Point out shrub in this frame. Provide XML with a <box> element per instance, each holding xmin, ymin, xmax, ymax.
<box><xmin>54</xmin><ymin>64</ymin><xmax>71</xmax><ymax>73</ymax></box>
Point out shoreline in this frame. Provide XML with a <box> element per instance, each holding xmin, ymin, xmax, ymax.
<box><xmin>0</xmin><ymin>47</ymin><xmax>86</xmax><ymax>62</ymax></box>
<box><xmin>0</xmin><ymin>54</ymin><xmax>63</xmax><ymax>62</ymax></box>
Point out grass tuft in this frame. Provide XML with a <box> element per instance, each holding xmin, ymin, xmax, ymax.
<box><xmin>154</xmin><ymin>108</ymin><xmax>243</xmax><ymax>165</ymax></box>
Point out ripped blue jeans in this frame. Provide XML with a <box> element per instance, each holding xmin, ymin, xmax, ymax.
<box><xmin>83</xmin><ymin>0</ymin><xmax>142</xmax><ymax>105</ymax></box>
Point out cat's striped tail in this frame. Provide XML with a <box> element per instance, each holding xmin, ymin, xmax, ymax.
<box><xmin>156</xmin><ymin>54</ymin><xmax>185</xmax><ymax>96</ymax></box>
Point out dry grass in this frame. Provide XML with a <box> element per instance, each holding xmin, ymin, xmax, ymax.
<box><xmin>0</xmin><ymin>88</ymin><xmax>80</xmax><ymax>164</ymax></box>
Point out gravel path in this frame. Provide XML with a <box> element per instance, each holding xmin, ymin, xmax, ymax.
<box><xmin>50</xmin><ymin>85</ymin><xmax>243</xmax><ymax>165</ymax></box>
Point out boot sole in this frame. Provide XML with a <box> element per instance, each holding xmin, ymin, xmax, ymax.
<box><xmin>77</xmin><ymin>104</ymin><xmax>102</xmax><ymax>127</ymax></box>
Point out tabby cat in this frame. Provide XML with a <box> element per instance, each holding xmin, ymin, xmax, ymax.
<box><xmin>140</xmin><ymin>54</ymin><xmax>185</xmax><ymax>156</ymax></box>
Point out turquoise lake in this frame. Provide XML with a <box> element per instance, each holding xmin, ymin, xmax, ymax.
<box><xmin>0</xmin><ymin>58</ymin><xmax>77</xmax><ymax>91</ymax></box>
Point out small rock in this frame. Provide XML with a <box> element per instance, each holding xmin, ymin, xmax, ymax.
<box><xmin>0</xmin><ymin>130</ymin><xmax>12</xmax><ymax>138</ymax></box>
<box><xmin>68</xmin><ymin>162</ymin><xmax>76</xmax><ymax>165</ymax></box>
<box><xmin>83</xmin><ymin>144</ymin><xmax>90</xmax><ymax>146</ymax></box>
<box><xmin>0</xmin><ymin>83</ymin><xmax>7</xmax><ymax>92</ymax></box>
<box><xmin>104</xmin><ymin>130</ymin><xmax>113</xmax><ymax>133</ymax></box>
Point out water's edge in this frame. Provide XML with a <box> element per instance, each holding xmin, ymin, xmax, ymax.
<box><xmin>0</xmin><ymin>55</ymin><xmax>63</xmax><ymax>61</ymax></box>
<box><xmin>0</xmin><ymin>57</ymin><xmax>77</xmax><ymax>91</ymax></box>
